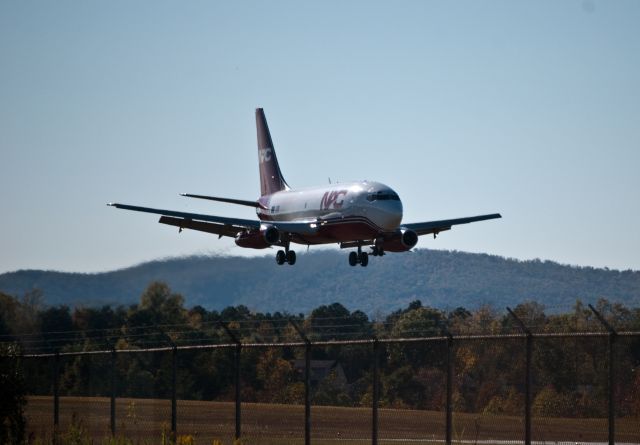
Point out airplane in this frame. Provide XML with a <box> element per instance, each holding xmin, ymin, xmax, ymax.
<box><xmin>109</xmin><ymin>108</ymin><xmax>501</xmax><ymax>267</ymax></box>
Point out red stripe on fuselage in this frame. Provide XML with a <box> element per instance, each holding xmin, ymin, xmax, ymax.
<box><xmin>291</xmin><ymin>216</ymin><xmax>386</xmax><ymax>245</ymax></box>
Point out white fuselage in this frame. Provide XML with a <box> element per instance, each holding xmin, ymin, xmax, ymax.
<box><xmin>258</xmin><ymin>181</ymin><xmax>403</xmax><ymax>234</ymax></box>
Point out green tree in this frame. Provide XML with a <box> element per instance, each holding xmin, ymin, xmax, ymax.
<box><xmin>0</xmin><ymin>343</ymin><xmax>26</xmax><ymax>444</ymax></box>
<box><xmin>388</xmin><ymin>305</ymin><xmax>446</xmax><ymax>369</ymax></box>
<box><xmin>312</xmin><ymin>370</ymin><xmax>351</xmax><ymax>406</ymax></box>
<box><xmin>255</xmin><ymin>348</ymin><xmax>297</xmax><ymax>403</ymax></box>
<box><xmin>0</xmin><ymin>292</ymin><xmax>19</xmax><ymax>338</ymax></box>
<box><xmin>382</xmin><ymin>365</ymin><xmax>426</xmax><ymax>408</ymax></box>
<box><xmin>139</xmin><ymin>282</ymin><xmax>187</xmax><ymax>324</ymax></box>
<box><xmin>13</xmin><ymin>289</ymin><xmax>44</xmax><ymax>338</ymax></box>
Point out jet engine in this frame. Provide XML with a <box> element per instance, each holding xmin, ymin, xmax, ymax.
<box><xmin>381</xmin><ymin>229</ymin><xmax>418</xmax><ymax>252</ymax></box>
<box><xmin>235</xmin><ymin>226</ymin><xmax>280</xmax><ymax>249</ymax></box>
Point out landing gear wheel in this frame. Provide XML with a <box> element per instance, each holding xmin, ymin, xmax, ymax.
<box><xmin>348</xmin><ymin>251</ymin><xmax>358</xmax><ymax>266</ymax></box>
<box><xmin>286</xmin><ymin>250</ymin><xmax>296</xmax><ymax>265</ymax></box>
<box><xmin>276</xmin><ymin>250</ymin><xmax>286</xmax><ymax>265</ymax></box>
<box><xmin>360</xmin><ymin>251</ymin><xmax>369</xmax><ymax>267</ymax></box>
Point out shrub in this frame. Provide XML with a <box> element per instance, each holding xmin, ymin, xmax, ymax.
<box><xmin>532</xmin><ymin>385</ymin><xmax>574</xmax><ymax>417</ymax></box>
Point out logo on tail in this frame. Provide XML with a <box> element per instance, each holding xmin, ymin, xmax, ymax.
<box><xmin>259</xmin><ymin>148</ymin><xmax>272</xmax><ymax>163</ymax></box>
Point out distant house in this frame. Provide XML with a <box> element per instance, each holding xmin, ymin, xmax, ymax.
<box><xmin>293</xmin><ymin>359</ymin><xmax>348</xmax><ymax>388</ymax></box>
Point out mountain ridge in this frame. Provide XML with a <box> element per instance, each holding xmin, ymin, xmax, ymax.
<box><xmin>1</xmin><ymin>249</ymin><xmax>639</xmax><ymax>314</ymax></box>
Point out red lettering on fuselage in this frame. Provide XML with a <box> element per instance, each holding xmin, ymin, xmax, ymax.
<box><xmin>320</xmin><ymin>190</ymin><xmax>347</xmax><ymax>210</ymax></box>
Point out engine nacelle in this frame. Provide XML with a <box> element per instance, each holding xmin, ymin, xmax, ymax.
<box><xmin>380</xmin><ymin>229</ymin><xmax>418</xmax><ymax>252</ymax></box>
<box><xmin>263</xmin><ymin>225</ymin><xmax>280</xmax><ymax>244</ymax></box>
<box><xmin>235</xmin><ymin>226</ymin><xmax>280</xmax><ymax>249</ymax></box>
<box><xmin>401</xmin><ymin>229</ymin><xmax>418</xmax><ymax>248</ymax></box>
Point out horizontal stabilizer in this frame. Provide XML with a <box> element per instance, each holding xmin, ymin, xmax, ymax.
<box><xmin>180</xmin><ymin>193</ymin><xmax>266</xmax><ymax>209</ymax></box>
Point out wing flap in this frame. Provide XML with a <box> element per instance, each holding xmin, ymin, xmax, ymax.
<box><xmin>159</xmin><ymin>216</ymin><xmax>240</xmax><ymax>238</ymax></box>
<box><xmin>404</xmin><ymin>213</ymin><xmax>501</xmax><ymax>236</ymax></box>
<box><xmin>109</xmin><ymin>202</ymin><xmax>319</xmax><ymax>236</ymax></box>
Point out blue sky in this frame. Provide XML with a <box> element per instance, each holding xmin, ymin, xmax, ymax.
<box><xmin>1</xmin><ymin>1</ymin><xmax>639</xmax><ymax>273</ymax></box>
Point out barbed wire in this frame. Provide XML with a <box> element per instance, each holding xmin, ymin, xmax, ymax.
<box><xmin>2</xmin><ymin>311</ymin><xmax>614</xmax><ymax>341</ymax></box>
<box><xmin>2</xmin><ymin>318</ymin><xmax>616</xmax><ymax>343</ymax></box>
<box><xmin>12</xmin><ymin>330</ymin><xmax>640</xmax><ymax>358</ymax></box>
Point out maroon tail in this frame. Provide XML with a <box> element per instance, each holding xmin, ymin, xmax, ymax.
<box><xmin>256</xmin><ymin>108</ymin><xmax>289</xmax><ymax>196</ymax></box>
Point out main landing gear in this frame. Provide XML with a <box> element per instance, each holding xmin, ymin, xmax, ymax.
<box><xmin>276</xmin><ymin>243</ymin><xmax>296</xmax><ymax>266</ymax></box>
<box><xmin>347</xmin><ymin>244</ymin><xmax>385</xmax><ymax>267</ymax></box>
<box><xmin>348</xmin><ymin>245</ymin><xmax>369</xmax><ymax>267</ymax></box>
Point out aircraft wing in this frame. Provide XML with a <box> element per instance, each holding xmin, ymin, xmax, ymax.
<box><xmin>108</xmin><ymin>203</ymin><xmax>319</xmax><ymax>237</ymax></box>
<box><xmin>403</xmin><ymin>213</ymin><xmax>502</xmax><ymax>236</ymax></box>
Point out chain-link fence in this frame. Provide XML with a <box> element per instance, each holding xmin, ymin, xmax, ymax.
<box><xmin>12</xmin><ymin>326</ymin><xmax>639</xmax><ymax>445</ymax></box>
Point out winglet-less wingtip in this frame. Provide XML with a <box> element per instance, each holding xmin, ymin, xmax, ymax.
<box><xmin>107</xmin><ymin>203</ymin><xmax>115</xmax><ymax>206</ymax></box>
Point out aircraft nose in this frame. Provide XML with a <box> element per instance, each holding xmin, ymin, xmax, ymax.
<box><xmin>362</xmin><ymin>186</ymin><xmax>403</xmax><ymax>230</ymax></box>
<box><xmin>391</xmin><ymin>200</ymin><xmax>403</xmax><ymax>226</ymax></box>
<box><xmin>377</xmin><ymin>199</ymin><xmax>403</xmax><ymax>230</ymax></box>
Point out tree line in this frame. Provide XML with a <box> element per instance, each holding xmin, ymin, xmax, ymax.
<box><xmin>1</xmin><ymin>282</ymin><xmax>640</xmax><ymax>419</ymax></box>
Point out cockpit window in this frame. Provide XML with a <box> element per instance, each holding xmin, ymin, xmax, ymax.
<box><xmin>366</xmin><ymin>191</ymin><xmax>400</xmax><ymax>202</ymax></box>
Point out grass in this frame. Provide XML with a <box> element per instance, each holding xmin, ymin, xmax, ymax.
<box><xmin>25</xmin><ymin>396</ymin><xmax>640</xmax><ymax>444</ymax></box>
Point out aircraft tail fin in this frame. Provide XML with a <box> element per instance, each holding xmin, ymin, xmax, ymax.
<box><xmin>256</xmin><ymin>108</ymin><xmax>289</xmax><ymax>196</ymax></box>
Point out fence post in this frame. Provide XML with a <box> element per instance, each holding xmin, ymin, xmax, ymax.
<box><xmin>219</xmin><ymin>321</ymin><xmax>242</xmax><ymax>441</ymax></box>
<box><xmin>526</xmin><ymin>333</ymin><xmax>532</xmax><ymax>445</ymax></box>
<box><xmin>234</xmin><ymin>342</ymin><xmax>241</xmax><ymax>440</ymax></box>
<box><xmin>305</xmin><ymin>341</ymin><xmax>311</xmax><ymax>443</ymax></box>
<box><xmin>507</xmin><ymin>307</ymin><xmax>532</xmax><ymax>445</ymax></box>
<box><xmin>159</xmin><ymin>329</ymin><xmax>178</xmax><ymax>439</ymax></box>
<box><xmin>110</xmin><ymin>348</ymin><xmax>116</xmax><ymax>436</ymax></box>
<box><xmin>589</xmin><ymin>304</ymin><xmax>617</xmax><ymax>445</ymax></box>
<box><xmin>607</xmin><ymin>330</ymin><xmax>616</xmax><ymax>445</ymax></box>
<box><xmin>372</xmin><ymin>338</ymin><xmax>379</xmax><ymax>445</ymax></box>
<box><xmin>446</xmin><ymin>334</ymin><xmax>453</xmax><ymax>445</ymax></box>
<box><xmin>172</xmin><ymin>345</ymin><xmax>177</xmax><ymax>437</ymax></box>
<box><xmin>53</xmin><ymin>351</ymin><xmax>60</xmax><ymax>443</ymax></box>
<box><xmin>290</xmin><ymin>319</ymin><xmax>311</xmax><ymax>445</ymax></box>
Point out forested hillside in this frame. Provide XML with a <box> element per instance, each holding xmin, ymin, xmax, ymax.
<box><xmin>2</xmin><ymin>285</ymin><xmax>640</xmax><ymax>418</ymax></box>
<box><xmin>1</xmin><ymin>249</ymin><xmax>638</xmax><ymax>314</ymax></box>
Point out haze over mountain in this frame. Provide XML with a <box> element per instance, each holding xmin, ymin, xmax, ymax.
<box><xmin>1</xmin><ymin>249</ymin><xmax>638</xmax><ymax>315</ymax></box>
